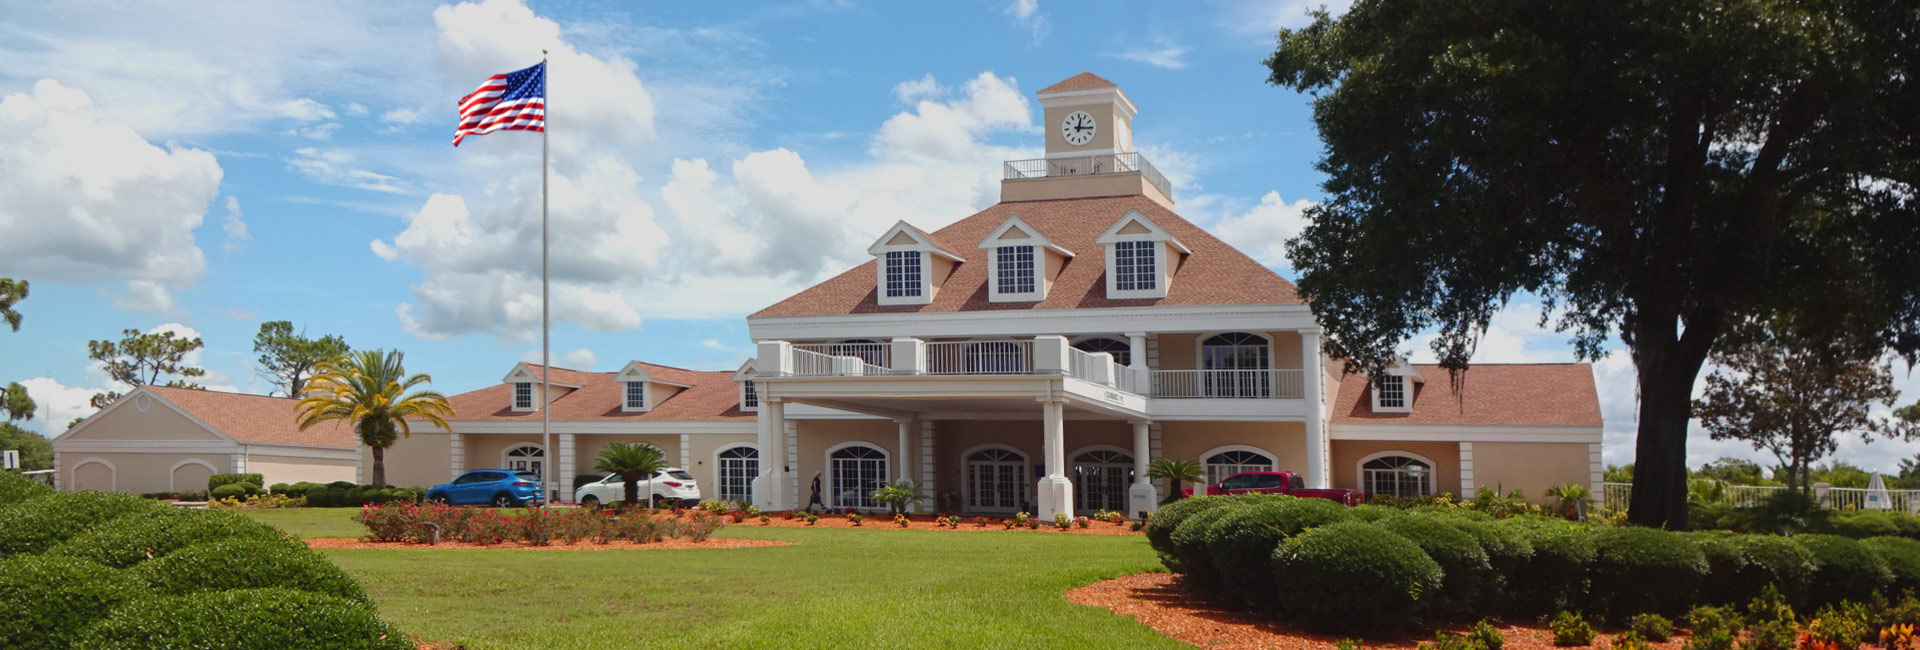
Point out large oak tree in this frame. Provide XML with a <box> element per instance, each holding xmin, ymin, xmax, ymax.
<box><xmin>1267</xmin><ymin>0</ymin><xmax>1920</xmax><ymax>527</ymax></box>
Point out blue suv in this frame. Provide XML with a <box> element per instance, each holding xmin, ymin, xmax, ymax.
<box><xmin>426</xmin><ymin>469</ymin><xmax>545</xmax><ymax>507</ymax></box>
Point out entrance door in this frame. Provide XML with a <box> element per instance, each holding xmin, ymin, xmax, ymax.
<box><xmin>1072</xmin><ymin>449</ymin><xmax>1132</xmax><ymax>512</ymax></box>
<box><xmin>503</xmin><ymin>444</ymin><xmax>545</xmax><ymax>483</ymax></box>
<box><xmin>965</xmin><ymin>448</ymin><xmax>1029</xmax><ymax>513</ymax></box>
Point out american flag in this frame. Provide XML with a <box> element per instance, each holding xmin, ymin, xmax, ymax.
<box><xmin>452</xmin><ymin>62</ymin><xmax>545</xmax><ymax>146</ymax></box>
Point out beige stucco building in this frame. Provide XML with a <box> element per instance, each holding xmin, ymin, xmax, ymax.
<box><xmin>51</xmin><ymin>385</ymin><xmax>357</xmax><ymax>494</ymax></box>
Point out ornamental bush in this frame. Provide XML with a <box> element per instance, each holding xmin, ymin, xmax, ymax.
<box><xmin>1688</xmin><ymin>532</ymin><xmax>1750</xmax><ymax>606</ymax></box>
<box><xmin>74</xmin><ymin>587</ymin><xmax>411</xmax><ymax>650</ymax></box>
<box><xmin>1167</xmin><ymin>499</ymin><xmax>1257</xmax><ymax>586</ymax></box>
<box><xmin>1793</xmin><ymin>534</ymin><xmax>1893</xmax><ymax>609</ymax></box>
<box><xmin>50</xmin><ymin>508</ymin><xmax>287</xmax><ymax>568</ymax></box>
<box><xmin>208</xmin><ymin>483</ymin><xmax>249</xmax><ymax>501</ymax></box>
<box><xmin>1723</xmin><ymin>535</ymin><xmax>1817</xmax><ymax>609</ymax></box>
<box><xmin>1145</xmin><ymin>496</ymin><xmax>1228</xmax><ymax>556</ymax></box>
<box><xmin>1505</xmin><ymin>517</ymin><xmax>1596</xmax><ymax>617</ymax></box>
<box><xmin>205</xmin><ymin>473</ymin><xmax>263</xmax><ymax>494</ymax></box>
<box><xmin>305</xmin><ymin>484</ymin><xmax>333</xmax><ymax>507</ymax></box>
<box><xmin>1588</xmin><ymin>526</ymin><xmax>1708</xmax><ymax>619</ymax></box>
<box><xmin>1270</xmin><ymin>521</ymin><xmax>1443</xmax><ymax>632</ymax></box>
<box><xmin>0</xmin><ymin>470</ymin><xmax>52</xmax><ymax>507</ymax></box>
<box><xmin>1832</xmin><ymin>510</ymin><xmax>1914</xmax><ymax>540</ymax></box>
<box><xmin>0</xmin><ymin>554</ymin><xmax>149</xmax><ymax>650</ymax></box>
<box><xmin>1378</xmin><ymin>513</ymin><xmax>1492</xmax><ymax>607</ymax></box>
<box><xmin>1448</xmin><ymin>518</ymin><xmax>1534</xmax><ymax>611</ymax></box>
<box><xmin>1204</xmin><ymin>496</ymin><xmax>1350</xmax><ymax>604</ymax></box>
<box><xmin>0</xmin><ymin>490</ymin><xmax>167</xmax><ymax>555</ymax></box>
<box><xmin>1862</xmin><ymin>536</ymin><xmax>1920</xmax><ymax>595</ymax></box>
<box><xmin>131</xmin><ymin>537</ymin><xmax>369</xmax><ymax>603</ymax></box>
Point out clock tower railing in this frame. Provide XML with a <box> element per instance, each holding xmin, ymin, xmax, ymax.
<box><xmin>1003</xmin><ymin>152</ymin><xmax>1171</xmax><ymax>200</ymax></box>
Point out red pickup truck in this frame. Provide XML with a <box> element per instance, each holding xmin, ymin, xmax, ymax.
<box><xmin>1180</xmin><ymin>471</ymin><xmax>1363</xmax><ymax>506</ymax></box>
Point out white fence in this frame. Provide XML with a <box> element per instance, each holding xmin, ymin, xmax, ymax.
<box><xmin>1150</xmin><ymin>369</ymin><xmax>1304</xmax><ymax>399</ymax></box>
<box><xmin>790</xmin><ymin>348</ymin><xmax>889</xmax><ymax>377</ymax></box>
<box><xmin>925</xmin><ymin>340</ymin><xmax>1034</xmax><ymax>375</ymax></box>
<box><xmin>793</xmin><ymin>342</ymin><xmax>889</xmax><ymax>368</ymax></box>
<box><xmin>1602</xmin><ymin>481</ymin><xmax>1920</xmax><ymax>513</ymax></box>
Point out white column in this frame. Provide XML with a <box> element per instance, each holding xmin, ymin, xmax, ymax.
<box><xmin>1302</xmin><ymin>330</ymin><xmax>1329</xmax><ymax>488</ymax></box>
<box><xmin>895</xmin><ymin>419</ymin><xmax>914</xmax><ymax>484</ymax></box>
<box><xmin>1033</xmin><ymin>335</ymin><xmax>1070</xmax><ymax>374</ymax></box>
<box><xmin>554</xmin><ymin>433</ymin><xmax>575</xmax><ymax>503</ymax></box>
<box><xmin>1128</xmin><ymin>419</ymin><xmax>1157</xmax><ymax>517</ymax></box>
<box><xmin>1126</xmin><ymin>332</ymin><xmax>1148</xmax><ymax>370</ymax></box>
<box><xmin>1037</xmin><ymin>400</ymin><xmax>1074</xmax><ymax>520</ymax></box>
<box><xmin>753</xmin><ymin>399</ymin><xmax>789</xmax><ymax>510</ymax></box>
<box><xmin>891</xmin><ymin>337</ymin><xmax>925</xmax><ymax>374</ymax></box>
<box><xmin>919</xmin><ymin>421</ymin><xmax>937</xmax><ymax>513</ymax></box>
<box><xmin>448</xmin><ymin>433</ymin><xmax>465</xmax><ymax>477</ymax></box>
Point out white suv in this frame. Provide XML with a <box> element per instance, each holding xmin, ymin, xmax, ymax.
<box><xmin>573</xmin><ymin>468</ymin><xmax>701</xmax><ymax>507</ymax></box>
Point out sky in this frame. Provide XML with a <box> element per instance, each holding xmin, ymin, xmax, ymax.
<box><xmin>1</xmin><ymin>0</ymin><xmax>1914</xmax><ymax>474</ymax></box>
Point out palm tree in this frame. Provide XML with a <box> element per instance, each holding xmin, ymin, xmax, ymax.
<box><xmin>871</xmin><ymin>480</ymin><xmax>927</xmax><ymax>516</ymax></box>
<box><xmin>1545</xmin><ymin>483</ymin><xmax>1594</xmax><ymax>520</ymax></box>
<box><xmin>295</xmin><ymin>349</ymin><xmax>452</xmax><ymax>489</ymax></box>
<box><xmin>594</xmin><ymin>442</ymin><xmax>666</xmax><ymax>509</ymax></box>
<box><xmin>1147</xmin><ymin>458</ymin><xmax>1206</xmax><ymax>504</ymax></box>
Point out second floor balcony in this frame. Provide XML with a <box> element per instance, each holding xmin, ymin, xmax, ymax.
<box><xmin>767</xmin><ymin>337</ymin><xmax>1304</xmax><ymax>400</ymax></box>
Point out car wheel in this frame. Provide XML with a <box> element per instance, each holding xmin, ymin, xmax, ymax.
<box><xmin>491</xmin><ymin>493</ymin><xmax>516</xmax><ymax>508</ymax></box>
<box><xmin>428</xmin><ymin>493</ymin><xmax>450</xmax><ymax>504</ymax></box>
<box><xmin>580</xmin><ymin>495</ymin><xmax>600</xmax><ymax>508</ymax></box>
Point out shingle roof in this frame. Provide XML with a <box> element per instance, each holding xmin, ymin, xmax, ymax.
<box><xmin>750</xmin><ymin>195</ymin><xmax>1303</xmax><ymax>318</ymax></box>
<box><xmin>1330</xmin><ymin>363</ymin><xmax>1603</xmax><ymax>427</ymax></box>
<box><xmin>145</xmin><ymin>385</ymin><xmax>355</xmax><ymax>448</ymax></box>
<box><xmin>448</xmin><ymin>362</ymin><xmax>753</xmax><ymax>422</ymax></box>
<box><xmin>1039</xmin><ymin>72</ymin><xmax>1118</xmax><ymax>94</ymax></box>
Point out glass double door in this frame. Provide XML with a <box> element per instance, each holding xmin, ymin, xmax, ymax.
<box><xmin>1073</xmin><ymin>450</ymin><xmax>1133</xmax><ymax>513</ymax></box>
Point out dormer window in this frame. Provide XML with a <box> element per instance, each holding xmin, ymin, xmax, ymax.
<box><xmin>1114</xmin><ymin>241</ymin><xmax>1156</xmax><ymax>291</ymax></box>
<box><xmin>1372</xmin><ymin>375</ymin><xmax>1412</xmax><ymax>412</ymax></box>
<box><xmin>979</xmin><ymin>215</ymin><xmax>1070</xmax><ymax>303</ymax></box>
<box><xmin>995</xmin><ymin>245</ymin><xmax>1036</xmax><ymax>294</ymax></box>
<box><xmin>624</xmin><ymin>381</ymin><xmax>646</xmax><ymax>410</ymax></box>
<box><xmin>741</xmin><ymin>380</ymin><xmax>759</xmax><ymax>411</ymax></box>
<box><xmin>513</xmin><ymin>382</ymin><xmax>533</xmax><ymax>410</ymax></box>
<box><xmin>884</xmin><ymin>251</ymin><xmax>922</xmax><ymax>298</ymax></box>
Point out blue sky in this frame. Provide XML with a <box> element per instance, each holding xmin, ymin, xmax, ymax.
<box><xmin>1</xmin><ymin>0</ymin><xmax>1913</xmax><ymax>473</ymax></box>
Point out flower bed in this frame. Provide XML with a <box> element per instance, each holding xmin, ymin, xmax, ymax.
<box><xmin>303</xmin><ymin>537</ymin><xmax>793</xmax><ymax>551</ymax></box>
<box><xmin>353</xmin><ymin>502</ymin><xmax>727</xmax><ymax>546</ymax></box>
<box><xmin>743</xmin><ymin>511</ymin><xmax>1144</xmax><ymax>535</ymax></box>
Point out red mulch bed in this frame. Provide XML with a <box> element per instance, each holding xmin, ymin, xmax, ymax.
<box><xmin>303</xmin><ymin>537</ymin><xmax>793</xmax><ymax>551</ymax></box>
<box><xmin>745</xmin><ymin>513</ymin><xmax>1144</xmax><ymax>535</ymax></box>
<box><xmin>1067</xmin><ymin>572</ymin><xmax>1698</xmax><ymax>650</ymax></box>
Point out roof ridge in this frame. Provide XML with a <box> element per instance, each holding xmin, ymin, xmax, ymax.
<box><xmin>147</xmin><ymin>385</ymin><xmax>297</xmax><ymax>402</ymax></box>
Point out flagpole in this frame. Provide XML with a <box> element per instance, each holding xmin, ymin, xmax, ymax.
<box><xmin>539</xmin><ymin>50</ymin><xmax>552</xmax><ymax>506</ymax></box>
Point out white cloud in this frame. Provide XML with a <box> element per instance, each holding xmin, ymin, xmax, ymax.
<box><xmin>1225</xmin><ymin>0</ymin><xmax>1355</xmax><ymax>44</ymax></box>
<box><xmin>111</xmin><ymin>280</ymin><xmax>177</xmax><ymax>315</ymax></box>
<box><xmin>1208</xmin><ymin>191</ymin><xmax>1313</xmax><ymax>269</ymax></box>
<box><xmin>288</xmin><ymin>147</ymin><xmax>409</xmax><ymax>194</ymax></box>
<box><xmin>344</xmin><ymin>102</ymin><xmax>369</xmax><ymax>116</ymax></box>
<box><xmin>221</xmin><ymin>196</ymin><xmax>250</xmax><ymax>252</ymax></box>
<box><xmin>382</xmin><ymin>107</ymin><xmax>424</xmax><ymax>124</ymax></box>
<box><xmin>0</xmin><ymin>80</ymin><xmax>220</xmax><ymax>301</ymax></box>
<box><xmin>1003</xmin><ymin>0</ymin><xmax>1050</xmax><ymax>44</ymax></box>
<box><xmin>873</xmin><ymin>71</ymin><xmax>1031</xmax><ymax>161</ymax></box>
<box><xmin>18</xmin><ymin>376</ymin><xmax>112</xmax><ymax>435</ymax></box>
<box><xmin>893</xmin><ymin>74</ymin><xmax>946</xmax><ymax>104</ymax></box>
<box><xmin>1110</xmin><ymin>38</ymin><xmax>1191</xmax><ymax>70</ymax></box>
<box><xmin>519</xmin><ymin>347</ymin><xmax>598</xmax><ymax>370</ymax></box>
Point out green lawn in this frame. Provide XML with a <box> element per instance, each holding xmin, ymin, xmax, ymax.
<box><xmin>245</xmin><ymin>509</ymin><xmax>1178</xmax><ymax>650</ymax></box>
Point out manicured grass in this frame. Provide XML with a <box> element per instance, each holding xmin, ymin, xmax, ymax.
<box><xmin>243</xmin><ymin>509</ymin><xmax>1178</xmax><ymax>650</ymax></box>
<box><xmin>242</xmin><ymin>507</ymin><xmax>372</xmax><ymax>539</ymax></box>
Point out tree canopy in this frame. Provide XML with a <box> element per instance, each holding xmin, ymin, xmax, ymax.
<box><xmin>294</xmin><ymin>350</ymin><xmax>451</xmax><ymax>489</ymax></box>
<box><xmin>1267</xmin><ymin>0</ymin><xmax>1920</xmax><ymax>528</ymax></box>
<box><xmin>85</xmin><ymin>328</ymin><xmax>207</xmax><ymax>409</ymax></box>
<box><xmin>1</xmin><ymin>382</ymin><xmax>49</xmax><ymax>471</ymax></box>
<box><xmin>253</xmin><ymin>320</ymin><xmax>350</xmax><ymax>397</ymax></box>
<box><xmin>0</xmin><ymin>279</ymin><xmax>24</xmax><ymax>332</ymax></box>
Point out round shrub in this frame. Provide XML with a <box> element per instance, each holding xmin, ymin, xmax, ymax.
<box><xmin>73</xmin><ymin>587</ymin><xmax>410</xmax><ymax>650</ymax></box>
<box><xmin>1688</xmin><ymin>531</ymin><xmax>1750</xmax><ymax>605</ymax></box>
<box><xmin>1167</xmin><ymin>499</ymin><xmax>1257</xmax><ymax>584</ymax></box>
<box><xmin>327</xmin><ymin>486</ymin><xmax>349</xmax><ymax>507</ymax></box>
<box><xmin>1792</xmin><ymin>534</ymin><xmax>1892</xmax><ymax>609</ymax></box>
<box><xmin>51</xmin><ymin>508</ymin><xmax>288</xmax><ymax>568</ymax></box>
<box><xmin>1271</xmin><ymin>521</ymin><xmax>1443</xmax><ymax>631</ymax></box>
<box><xmin>1724</xmin><ymin>535</ymin><xmax>1817</xmax><ymax>608</ymax></box>
<box><xmin>1379</xmin><ymin>513</ymin><xmax>1492</xmax><ymax>608</ymax></box>
<box><xmin>131</xmin><ymin>537</ymin><xmax>369</xmax><ymax>602</ymax></box>
<box><xmin>0</xmin><ymin>471</ymin><xmax>53</xmax><ymax>507</ymax></box>
<box><xmin>305</xmin><ymin>485</ymin><xmax>333</xmax><ymax>507</ymax></box>
<box><xmin>0</xmin><ymin>554</ymin><xmax>149</xmax><ymax>650</ymax></box>
<box><xmin>1347</xmin><ymin>504</ymin><xmax>1396</xmax><ymax>522</ymax></box>
<box><xmin>1204</xmin><ymin>496</ymin><xmax>1350</xmax><ymax>604</ymax></box>
<box><xmin>1589</xmin><ymin>526</ymin><xmax>1709</xmax><ymax>619</ymax></box>
<box><xmin>0</xmin><ymin>490</ymin><xmax>168</xmax><ymax>555</ymax></box>
<box><xmin>1862</xmin><ymin>536</ymin><xmax>1920</xmax><ymax>595</ymax></box>
<box><xmin>209</xmin><ymin>484</ymin><xmax>249</xmax><ymax>501</ymax></box>
<box><xmin>1832</xmin><ymin>511</ymin><xmax>1905</xmax><ymax>540</ymax></box>
<box><xmin>1146</xmin><ymin>496</ymin><xmax>1229</xmax><ymax>555</ymax></box>
<box><xmin>269</xmin><ymin>482</ymin><xmax>292</xmax><ymax>495</ymax></box>
<box><xmin>1505</xmin><ymin>517</ymin><xmax>1597</xmax><ymax>616</ymax></box>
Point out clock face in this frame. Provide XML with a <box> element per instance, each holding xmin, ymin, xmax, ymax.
<box><xmin>1061</xmin><ymin>111</ymin><xmax>1096</xmax><ymax>146</ymax></box>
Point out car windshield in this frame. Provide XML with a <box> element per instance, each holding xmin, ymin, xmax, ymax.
<box><xmin>514</xmin><ymin>472</ymin><xmax>540</xmax><ymax>482</ymax></box>
<box><xmin>667</xmin><ymin>470</ymin><xmax>693</xmax><ymax>480</ymax></box>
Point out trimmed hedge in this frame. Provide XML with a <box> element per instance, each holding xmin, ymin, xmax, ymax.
<box><xmin>206</xmin><ymin>473</ymin><xmax>263</xmax><ymax>494</ymax></box>
<box><xmin>1689</xmin><ymin>532</ymin><xmax>1750</xmax><ymax>606</ymax></box>
<box><xmin>1270</xmin><ymin>521</ymin><xmax>1443</xmax><ymax>631</ymax></box>
<box><xmin>131</xmin><ymin>537</ymin><xmax>369</xmax><ymax>602</ymax></box>
<box><xmin>74</xmin><ymin>587</ymin><xmax>411</xmax><ymax>650</ymax></box>
<box><xmin>1379</xmin><ymin>513</ymin><xmax>1493</xmax><ymax>606</ymax></box>
<box><xmin>1167</xmin><ymin>499</ymin><xmax>1257</xmax><ymax>586</ymax></box>
<box><xmin>209</xmin><ymin>483</ymin><xmax>250</xmax><ymax>501</ymax></box>
<box><xmin>1725</xmin><ymin>535</ymin><xmax>1817</xmax><ymax>608</ymax></box>
<box><xmin>0</xmin><ymin>471</ymin><xmax>53</xmax><ymax>507</ymax></box>
<box><xmin>1794</xmin><ymin>534</ymin><xmax>1893</xmax><ymax>608</ymax></box>
<box><xmin>300</xmin><ymin>484</ymin><xmax>424</xmax><ymax>508</ymax></box>
<box><xmin>1145</xmin><ymin>495</ymin><xmax>1227</xmax><ymax>554</ymax></box>
<box><xmin>0</xmin><ymin>554</ymin><xmax>149</xmax><ymax>650</ymax></box>
<box><xmin>1505</xmin><ymin>517</ymin><xmax>1596</xmax><ymax>615</ymax></box>
<box><xmin>1204</xmin><ymin>496</ymin><xmax>1350</xmax><ymax>604</ymax></box>
<box><xmin>1588</xmin><ymin>526</ymin><xmax>1709</xmax><ymax>619</ymax></box>
<box><xmin>1863</xmin><ymin>535</ymin><xmax>1920</xmax><ymax>595</ymax></box>
<box><xmin>1449</xmin><ymin>518</ymin><xmax>1534</xmax><ymax>607</ymax></box>
<box><xmin>0</xmin><ymin>491</ymin><xmax>167</xmax><ymax>555</ymax></box>
<box><xmin>50</xmin><ymin>508</ymin><xmax>288</xmax><ymax>569</ymax></box>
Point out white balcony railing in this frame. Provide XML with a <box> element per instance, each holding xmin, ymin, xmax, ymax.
<box><xmin>926</xmin><ymin>340</ymin><xmax>1034</xmax><ymax>375</ymax></box>
<box><xmin>1150</xmin><ymin>369</ymin><xmax>1303</xmax><ymax>399</ymax></box>
<box><xmin>793</xmin><ymin>342</ymin><xmax>889</xmax><ymax>368</ymax></box>
<box><xmin>790</xmin><ymin>348</ymin><xmax>889</xmax><ymax>377</ymax></box>
<box><xmin>1003</xmin><ymin>152</ymin><xmax>1173</xmax><ymax>200</ymax></box>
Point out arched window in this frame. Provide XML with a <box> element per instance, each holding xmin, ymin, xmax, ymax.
<box><xmin>1072</xmin><ymin>337</ymin><xmax>1131</xmax><ymax>368</ymax></box>
<box><xmin>503</xmin><ymin>444</ymin><xmax>545</xmax><ymax>481</ymax></box>
<box><xmin>1362</xmin><ymin>454</ymin><xmax>1435</xmax><ymax>498</ymax></box>
<box><xmin>1072</xmin><ymin>448</ymin><xmax>1133</xmax><ymax>513</ymax></box>
<box><xmin>1201</xmin><ymin>332</ymin><xmax>1271</xmax><ymax>397</ymax></box>
<box><xmin>1204</xmin><ymin>449</ymin><xmax>1276</xmax><ymax>486</ymax></box>
<box><xmin>829</xmin><ymin>444</ymin><xmax>889</xmax><ymax>510</ymax></box>
<box><xmin>717</xmin><ymin>446</ymin><xmax>758</xmax><ymax>503</ymax></box>
<box><xmin>965</xmin><ymin>447</ymin><xmax>1029</xmax><ymax>512</ymax></box>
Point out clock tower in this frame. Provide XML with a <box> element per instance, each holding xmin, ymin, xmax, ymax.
<box><xmin>1003</xmin><ymin>71</ymin><xmax>1172</xmax><ymax>207</ymax></box>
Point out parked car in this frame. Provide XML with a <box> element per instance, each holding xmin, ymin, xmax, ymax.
<box><xmin>1181</xmin><ymin>471</ymin><xmax>1363</xmax><ymax>506</ymax></box>
<box><xmin>573</xmin><ymin>467</ymin><xmax>701</xmax><ymax>507</ymax></box>
<box><xmin>425</xmin><ymin>469</ymin><xmax>545</xmax><ymax>507</ymax></box>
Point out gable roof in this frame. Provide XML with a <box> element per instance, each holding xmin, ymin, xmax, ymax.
<box><xmin>144</xmin><ymin>385</ymin><xmax>356</xmax><ymax>448</ymax></box>
<box><xmin>750</xmin><ymin>195</ymin><xmax>1303</xmax><ymax>318</ymax></box>
<box><xmin>1039</xmin><ymin>72</ymin><xmax>1118</xmax><ymax>94</ymax></box>
<box><xmin>1330</xmin><ymin>363</ymin><xmax>1603</xmax><ymax>427</ymax></box>
<box><xmin>446</xmin><ymin>362</ymin><xmax>753</xmax><ymax>422</ymax></box>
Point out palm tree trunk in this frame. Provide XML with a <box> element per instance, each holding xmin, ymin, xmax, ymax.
<box><xmin>371</xmin><ymin>445</ymin><xmax>386</xmax><ymax>489</ymax></box>
<box><xmin>624</xmin><ymin>480</ymin><xmax>639</xmax><ymax>508</ymax></box>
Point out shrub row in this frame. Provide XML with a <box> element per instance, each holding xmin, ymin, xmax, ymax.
<box><xmin>1145</xmin><ymin>494</ymin><xmax>1920</xmax><ymax>632</ymax></box>
<box><xmin>354</xmin><ymin>501</ymin><xmax>726</xmax><ymax>546</ymax></box>
<box><xmin>302</xmin><ymin>483</ymin><xmax>424</xmax><ymax>508</ymax></box>
<box><xmin>1693</xmin><ymin>498</ymin><xmax>1920</xmax><ymax>540</ymax></box>
<box><xmin>0</xmin><ymin>471</ymin><xmax>408</xmax><ymax>650</ymax></box>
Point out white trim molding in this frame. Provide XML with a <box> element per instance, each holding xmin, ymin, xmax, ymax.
<box><xmin>1330</xmin><ymin>423</ymin><xmax>1603</xmax><ymax>444</ymax></box>
<box><xmin>747</xmin><ymin>302</ymin><xmax>1319</xmax><ymax>342</ymax></box>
